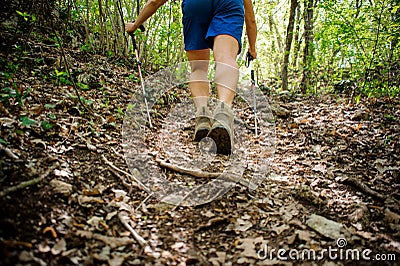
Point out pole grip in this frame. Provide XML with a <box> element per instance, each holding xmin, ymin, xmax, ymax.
<box><xmin>128</xmin><ymin>23</ymin><xmax>145</xmax><ymax>50</ymax></box>
<box><xmin>129</xmin><ymin>32</ymin><xmax>137</xmax><ymax>50</ymax></box>
<box><xmin>246</xmin><ymin>51</ymin><xmax>254</xmax><ymax>67</ymax></box>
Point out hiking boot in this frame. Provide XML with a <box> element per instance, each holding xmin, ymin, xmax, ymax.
<box><xmin>208</xmin><ymin>102</ymin><xmax>234</xmax><ymax>155</ymax></box>
<box><xmin>194</xmin><ymin>106</ymin><xmax>212</xmax><ymax>141</ymax></box>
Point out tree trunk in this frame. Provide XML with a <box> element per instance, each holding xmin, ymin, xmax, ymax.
<box><xmin>268</xmin><ymin>15</ymin><xmax>283</xmax><ymax>51</ymax></box>
<box><xmin>300</xmin><ymin>0</ymin><xmax>315</xmax><ymax>93</ymax></box>
<box><xmin>281</xmin><ymin>0</ymin><xmax>299</xmax><ymax>91</ymax></box>
<box><xmin>98</xmin><ymin>0</ymin><xmax>105</xmax><ymax>53</ymax></box>
<box><xmin>292</xmin><ymin>4</ymin><xmax>302</xmax><ymax>69</ymax></box>
<box><xmin>85</xmin><ymin>0</ymin><xmax>90</xmax><ymax>42</ymax></box>
<box><xmin>269</xmin><ymin>15</ymin><xmax>283</xmax><ymax>75</ymax></box>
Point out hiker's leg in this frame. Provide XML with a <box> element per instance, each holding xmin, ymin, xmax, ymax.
<box><xmin>186</xmin><ymin>49</ymin><xmax>212</xmax><ymax>140</ymax></box>
<box><xmin>206</xmin><ymin>34</ymin><xmax>239</xmax><ymax>154</ymax></box>
<box><xmin>186</xmin><ymin>49</ymin><xmax>210</xmax><ymax>109</ymax></box>
<box><xmin>213</xmin><ymin>34</ymin><xmax>240</xmax><ymax>107</ymax></box>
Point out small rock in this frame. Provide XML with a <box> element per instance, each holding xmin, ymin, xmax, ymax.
<box><xmin>306</xmin><ymin>214</ymin><xmax>347</xmax><ymax>239</ymax></box>
<box><xmin>50</xmin><ymin>179</ymin><xmax>73</xmax><ymax>196</ymax></box>
<box><xmin>351</xmin><ymin>109</ymin><xmax>369</xmax><ymax>121</ymax></box>
<box><xmin>271</xmin><ymin>104</ymin><xmax>290</xmax><ymax>118</ymax></box>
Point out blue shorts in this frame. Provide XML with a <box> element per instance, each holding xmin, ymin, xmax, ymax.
<box><xmin>181</xmin><ymin>0</ymin><xmax>244</xmax><ymax>53</ymax></box>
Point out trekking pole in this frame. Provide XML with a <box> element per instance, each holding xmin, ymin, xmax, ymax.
<box><xmin>128</xmin><ymin>25</ymin><xmax>153</xmax><ymax>128</ymax></box>
<box><xmin>246</xmin><ymin>52</ymin><xmax>258</xmax><ymax>137</ymax></box>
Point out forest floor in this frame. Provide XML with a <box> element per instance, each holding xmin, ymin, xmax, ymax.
<box><xmin>1</xmin><ymin>39</ymin><xmax>400</xmax><ymax>266</ymax></box>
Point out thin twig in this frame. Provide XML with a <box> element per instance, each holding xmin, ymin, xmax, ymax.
<box><xmin>49</xmin><ymin>15</ymin><xmax>91</xmax><ymax>114</ymax></box>
<box><xmin>0</xmin><ymin>164</ymin><xmax>57</xmax><ymax>198</ymax></box>
<box><xmin>118</xmin><ymin>211</ymin><xmax>146</xmax><ymax>246</ymax></box>
<box><xmin>135</xmin><ymin>193</ymin><xmax>154</xmax><ymax>212</ymax></box>
<box><xmin>107</xmin><ymin>165</ymin><xmax>132</xmax><ymax>190</ymax></box>
<box><xmin>0</xmin><ymin>144</ymin><xmax>19</xmax><ymax>160</ymax></box>
<box><xmin>101</xmin><ymin>154</ymin><xmax>150</xmax><ymax>193</ymax></box>
<box><xmin>341</xmin><ymin>177</ymin><xmax>386</xmax><ymax>201</ymax></box>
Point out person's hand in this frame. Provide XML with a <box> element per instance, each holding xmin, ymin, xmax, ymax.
<box><xmin>125</xmin><ymin>22</ymin><xmax>136</xmax><ymax>34</ymax></box>
<box><xmin>248</xmin><ymin>49</ymin><xmax>257</xmax><ymax>60</ymax></box>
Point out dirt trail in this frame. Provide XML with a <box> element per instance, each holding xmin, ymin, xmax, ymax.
<box><xmin>0</xmin><ymin>45</ymin><xmax>399</xmax><ymax>265</ymax></box>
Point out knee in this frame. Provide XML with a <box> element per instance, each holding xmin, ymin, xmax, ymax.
<box><xmin>190</xmin><ymin>60</ymin><xmax>209</xmax><ymax>75</ymax></box>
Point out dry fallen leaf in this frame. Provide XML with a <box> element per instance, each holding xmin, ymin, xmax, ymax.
<box><xmin>384</xmin><ymin>208</ymin><xmax>400</xmax><ymax>224</ymax></box>
<box><xmin>51</xmin><ymin>238</ymin><xmax>67</xmax><ymax>255</ymax></box>
<box><xmin>348</xmin><ymin>205</ymin><xmax>368</xmax><ymax>223</ymax></box>
<box><xmin>50</xmin><ymin>179</ymin><xmax>73</xmax><ymax>196</ymax></box>
<box><xmin>271</xmin><ymin>224</ymin><xmax>290</xmax><ymax>235</ymax></box>
<box><xmin>77</xmin><ymin>195</ymin><xmax>105</xmax><ymax>205</ymax></box>
<box><xmin>234</xmin><ymin>218</ymin><xmax>253</xmax><ymax>232</ymax></box>
<box><xmin>54</xmin><ymin>169</ymin><xmax>72</xmax><ymax>178</ymax></box>
<box><xmin>38</xmin><ymin>242</ymin><xmax>51</xmax><ymax>253</ymax></box>
<box><xmin>295</xmin><ymin>229</ymin><xmax>311</xmax><ymax>242</ymax></box>
<box><xmin>171</xmin><ymin>242</ymin><xmax>189</xmax><ymax>253</ymax></box>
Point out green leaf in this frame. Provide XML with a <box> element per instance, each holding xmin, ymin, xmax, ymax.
<box><xmin>355</xmin><ymin>94</ymin><xmax>361</xmax><ymax>105</ymax></box>
<box><xmin>41</xmin><ymin>121</ymin><xmax>53</xmax><ymax>130</ymax></box>
<box><xmin>0</xmin><ymin>137</ymin><xmax>8</xmax><ymax>144</ymax></box>
<box><xmin>77</xmin><ymin>82</ymin><xmax>90</xmax><ymax>91</ymax></box>
<box><xmin>55</xmin><ymin>69</ymin><xmax>67</xmax><ymax>77</ymax></box>
<box><xmin>20</xmin><ymin>116</ymin><xmax>36</xmax><ymax>126</ymax></box>
<box><xmin>44</xmin><ymin>103</ymin><xmax>56</xmax><ymax>109</ymax></box>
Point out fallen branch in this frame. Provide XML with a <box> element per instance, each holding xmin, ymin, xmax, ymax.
<box><xmin>1</xmin><ymin>239</ymin><xmax>33</xmax><ymax>249</ymax></box>
<box><xmin>156</xmin><ymin>158</ymin><xmax>220</xmax><ymax>178</ymax></box>
<box><xmin>106</xmin><ymin>166</ymin><xmax>132</xmax><ymax>190</ymax></box>
<box><xmin>0</xmin><ymin>164</ymin><xmax>57</xmax><ymax>198</ymax></box>
<box><xmin>118</xmin><ymin>211</ymin><xmax>147</xmax><ymax>246</ymax></box>
<box><xmin>0</xmin><ymin>144</ymin><xmax>19</xmax><ymax>160</ymax></box>
<box><xmin>101</xmin><ymin>154</ymin><xmax>150</xmax><ymax>193</ymax></box>
<box><xmin>76</xmin><ymin>229</ymin><xmax>135</xmax><ymax>248</ymax></box>
<box><xmin>341</xmin><ymin>177</ymin><xmax>386</xmax><ymax>201</ymax></box>
<box><xmin>156</xmin><ymin>158</ymin><xmax>255</xmax><ymax>188</ymax></box>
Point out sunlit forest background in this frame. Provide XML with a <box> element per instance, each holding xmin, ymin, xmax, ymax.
<box><xmin>1</xmin><ymin>0</ymin><xmax>399</xmax><ymax>96</ymax></box>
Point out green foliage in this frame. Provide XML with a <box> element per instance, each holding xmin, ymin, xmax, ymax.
<box><xmin>41</xmin><ymin>121</ymin><xmax>53</xmax><ymax>130</ymax></box>
<box><xmin>16</xmin><ymin>10</ymin><xmax>36</xmax><ymax>22</ymax></box>
<box><xmin>313</xmin><ymin>0</ymin><xmax>400</xmax><ymax>96</ymax></box>
<box><xmin>44</xmin><ymin>103</ymin><xmax>56</xmax><ymax>109</ymax></box>
<box><xmin>128</xmin><ymin>74</ymin><xmax>139</xmax><ymax>82</ymax></box>
<box><xmin>117</xmin><ymin>106</ymin><xmax>124</xmax><ymax>116</ymax></box>
<box><xmin>354</xmin><ymin>94</ymin><xmax>361</xmax><ymax>105</ymax></box>
<box><xmin>0</xmin><ymin>86</ymin><xmax>31</xmax><ymax>106</ymax></box>
<box><xmin>77</xmin><ymin>82</ymin><xmax>90</xmax><ymax>91</ymax></box>
<box><xmin>5</xmin><ymin>0</ymin><xmax>398</xmax><ymax>97</ymax></box>
<box><xmin>55</xmin><ymin>69</ymin><xmax>72</xmax><ymax>85</ymax></box>
<box><xmin>20</xmin><ymin>116</ymin><xmax>36</xmax><ymax>126</ymax></box>
<box><xmin>67</xmin><ymin>93</ymin><xmax>93</xmax><ymax>106</ymax></box>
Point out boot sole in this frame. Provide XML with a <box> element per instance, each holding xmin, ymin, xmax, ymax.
<box><xmin>208</xmin><ymin>126</ymin><xmax>232</xmax><ymax>155</ymax></box>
